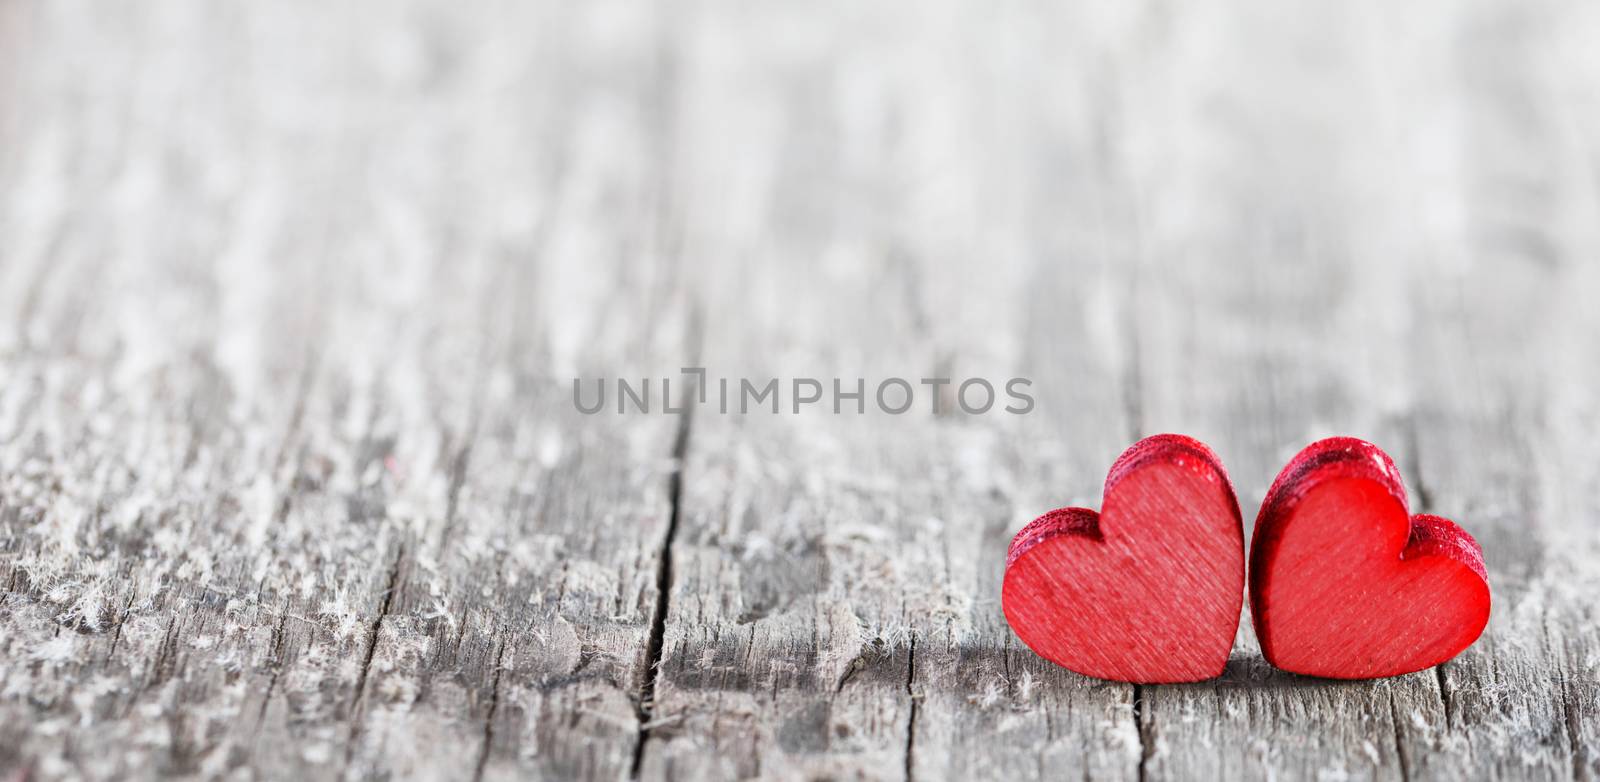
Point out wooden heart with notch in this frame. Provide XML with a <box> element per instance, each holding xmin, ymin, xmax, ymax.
<box><xmin>1249</xmin><ymin>437</ymin><xmax>1490</xmax><ymax>679</ymax></box>
<box><xmin>1002</xmin><ymin>434</ymin><xmax>1244</xmax><ymax>683</ymax></box>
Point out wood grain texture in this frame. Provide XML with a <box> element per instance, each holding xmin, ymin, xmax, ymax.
<box><xmin>1002</xmin><ymin>436</ymin><xmax>1244</xmax><ymax>684</ymax></box>
<box><xmin>1248</xmin><ymin>437</ymin><xmax>1491</xmax><ymax>680</ymax></box>
<box><xmin>2</xmin><ymin>0</ymin><xmax>1598</xmax><ymax>780</ymax></box>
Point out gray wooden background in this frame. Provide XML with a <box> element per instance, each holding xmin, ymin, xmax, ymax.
<box><xmin>2</xmin><ymin>0</ymin><xmax>1598</xmax><ymax>779</ymax></box>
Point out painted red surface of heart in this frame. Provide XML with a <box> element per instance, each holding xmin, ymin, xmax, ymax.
<box><xmin>1249</xmin><ymin>437</ymin><xmax>1490</xmax><ymax>679</ymax></box>
<box><xmin>1002</xmin><ymin>434</ymin><xmax>1244</xmax><ymax>683</ymax></box>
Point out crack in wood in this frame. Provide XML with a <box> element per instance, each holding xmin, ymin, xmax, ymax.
<box><xmin>341</xmin><ymin>545</ymin><xmax>405</xmax><ymax>772</ymax></box>
<box><xmin>1134</xmin><ymin>685</ymin><xmax>1153</xmax><ymax>782</ymax></box>
<box><xmin>434</xmin><ymin>349</ymin><xmax>488</xmax><ymax>560</ymax></box>
<box><xmin>630</xmin><ymin>363</ymin><xmax>697</xmax><ymax>779</ymax></box>
<box><xmin>436</xmin><ymin>441</ymin><xmax>476</xmax><ymax>558</ymax></box>
<box><xmin>104</xmin><ymin>588</ymin><xmax>138</xmax><ymax>662</ymax></box>
<box><xmin>834</xmin><ymin>653</ymin><xmax>866</xmax><ymax>695</ymax></box>
<box><xmin>903</xmin><ymin>637</ymin><xmax>918</xmax><ymax>782</ymax></box>
<box><xmin>1389</xmin><ymin>692</ymin><xmax>1412</xmax><ymax>782</ymax></box>
<box><xmin>472</xmin><ymin>638</ymin><xmax>509</xmax><ymax>782</ymax></box>
<box><xmin>255</xmin><ymin>602</ymin><xmax>293</xmax><ymax>728</ymax></box>
<box><xmin>143</xmin><ymin>611</ymin><xmax>186</xmax><ymax>693</ymax></box>
<box><xmin>271</xmin><ymin>349</ymin><xmax>320</xmax><ymax>478</ymax></box>
<box><xmin>1557</xmin><ymin>655</ymin><xmax>1587</xmax><ymax>782</ymax></box>
<box><xmin>1434</xmin><ymin>665</ymin><xmax>1453</xmax><ymax>730</ymax></box>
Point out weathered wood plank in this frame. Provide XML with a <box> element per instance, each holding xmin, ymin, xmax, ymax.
<box><xmin>0</xmin><ymin>1</ymin><xmax>688</xmax><ymax>780</ymax></box>
<box><xmin>3</xmin><ymin>0</ymin><xmax>1600</xmax><ymax>780</ymax></box>
<box><xmin>0</xmin><ymin>6</ymin><xmax>397</xmax><ymax>777</ymax></box>
<box><xmin>331</xmin><ymin>2</ymin><xmax>693</xmax><ymax>779</ymax></box>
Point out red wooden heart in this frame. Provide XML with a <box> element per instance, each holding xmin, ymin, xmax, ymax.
<box><xmin>1249</xmin><ymin>437</ymin><xmax>1490</xmax><ymax>679</ymax></box>
<box><xmin>1002</xmin><ymin>434</ymin><xmax>1244</xmax><ymax>683</ymax></box>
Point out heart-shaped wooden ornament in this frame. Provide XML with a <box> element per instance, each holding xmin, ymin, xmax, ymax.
<box><xmin>1249</xmin><ymin>437</ymin><xmax>1490</xmax><ymax>679</ymax></box>
<box><xmin>1002</xmin><ymin>434</ymin><xmax>1244</xmax><ymax>683</ymax></box>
